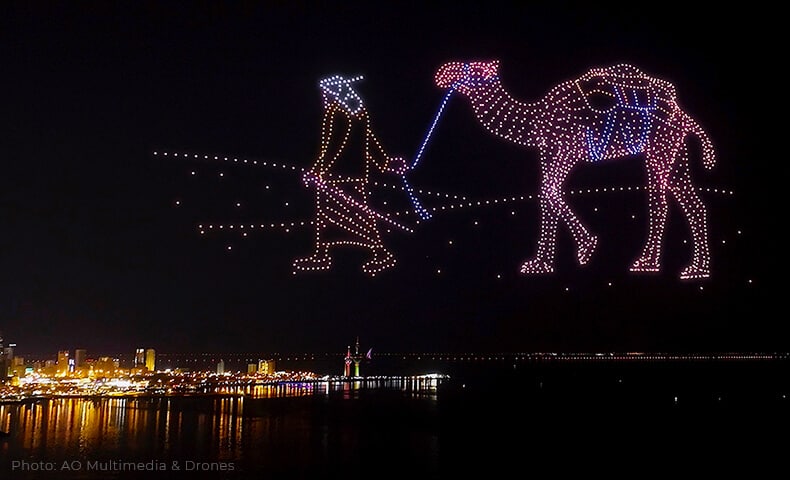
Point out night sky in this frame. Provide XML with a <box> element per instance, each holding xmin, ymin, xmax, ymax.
<box><xmin>0</xmin><ymin>2</ymin><xmax>776</xmax><ymax>355</ymax></box>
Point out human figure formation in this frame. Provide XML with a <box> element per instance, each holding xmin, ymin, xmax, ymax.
<box><xmin>293</xmin><ymin>75</ymin><xmax>407</xmax><ymax>277</ymax></box>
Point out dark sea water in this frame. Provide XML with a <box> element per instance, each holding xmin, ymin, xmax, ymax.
<box><xmin>1</xmin><ymin>360</ymin><xmax>788</xmax><ymax>479</ymax></box>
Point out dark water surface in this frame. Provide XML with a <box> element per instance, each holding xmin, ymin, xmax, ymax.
<box><xmin>1</xmin><ymin>361</ymin><xmax>788</xmax><ymax>478</ymax></box>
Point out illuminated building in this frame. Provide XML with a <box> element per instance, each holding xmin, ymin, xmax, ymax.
<box><xmin>57</xmin><ymin>351</ymin><xmax>70</xmax><ymax>376</ymax></box>
<box><xmin>247</xmin><ymin>363</ymin><xmax>257</xmax><ymax>374</ymax></box>
<box><xmin>257</xmin><ymin>359</ymin><xmax>275</xmax><ymax>375</ymax></box>
<box><xmin>145</xmin><ymin>349</ymin><xmax>156</xmax><ymax>372</ymax></box>
<box><xmin>0</xmin><ymin>331</ymin><xmax>5</xmax><ymax>382</ymax></box>
<box><xmin>95</xmin><ymin>357</ymin><xmax>119</xmax><ymax>375</ymax></box>
<box><xmin>217</xmin><ymin>359</ymin><xmax>225</xmax><ymax>374</ymax></box>
<box><xmin>10</xmin><ymin>356</ymin><xmax>26</xmax><ymax>378</ymax></box>
<box><xmin>74</xmin><ymin>349</ymin><xmax>87</xmax><ymax>368</ymax></box>
<box><xmin>134</xmin><ymin>348</ymin><xmax>145</xmax><ymax>368</ymax></box>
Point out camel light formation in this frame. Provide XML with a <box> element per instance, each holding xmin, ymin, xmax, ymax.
<box><xmin>435</xmin><ymin>61</ymin><xmax>715</xmax><ymax>279</ymax></box>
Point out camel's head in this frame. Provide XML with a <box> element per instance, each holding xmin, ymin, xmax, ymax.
<box><xmin>435</xmin><ymin>60</ymin><xmax>500</xmax><ymax>91</ymax></box>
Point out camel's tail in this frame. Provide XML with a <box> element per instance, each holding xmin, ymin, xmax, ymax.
<box><xmin>683</xmin><ymin>111</ymin><xmax>716</xmax><ymax>170</ymax></box>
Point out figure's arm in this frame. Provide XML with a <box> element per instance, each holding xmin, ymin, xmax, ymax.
<box><xmin>365</xmin><ymin>113</ymin><xmax>408</xmax><ymax>175</ymax></box>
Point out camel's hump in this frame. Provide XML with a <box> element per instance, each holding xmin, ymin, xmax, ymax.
<box><xmin>580</xmin><ymin>64</ymin><xmax>677</xmax><ymax>96</ymax></box>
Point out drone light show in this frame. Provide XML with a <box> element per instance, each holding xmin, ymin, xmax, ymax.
<box><xmin>434</xmin><ymin>61</ymin><xmax>715</xmax><ymax>279</ymax></box>
<box><xmin>164</xmin><ymin>62</ymin><xmax>723</xmax><ymax>280</ymax></box>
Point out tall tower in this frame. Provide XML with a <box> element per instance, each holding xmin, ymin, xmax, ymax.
<box><xmin>0</xmin><ymin>331</ymin><xmax>5</xmax><ymax>382</ymax></box>
<box><xmin>353</xmin><ymin>337</ymin><xmax>361</xmax><ymax>377</ymax></box>
<box><xmin>57</xmin><ymin>350</ymin><xmax>70</xmax><ymax>375</ymax></box>
<box><xmin>343</xmin><ymin>337</ymin><xmax>365</xmax><ymax>377</ymax></box>
<box><xmin>344</xmin><ymin>345</ymin><xmax>352</xmax><ymax>377</ymax></box>
<box><xmin>145</xmin><ymin>349</ymin><xmax>156</xmax><ymax>372</ymax></box>
<box><xmin>75</xmin><ymin>349</ymin><xmax>87</xmax><ymax>368</ymax></box>
<box><xmin>134</xmin><ymin>348</ymin><xmax>145</xmax><ymax>368</ymax></box>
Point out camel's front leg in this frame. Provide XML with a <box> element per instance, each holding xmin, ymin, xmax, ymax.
<box><xmin>631</xmin><ymin>156</ymin><xmax>671</xmax><ymax>273</ymax></box>
<box><xmin>521</xmin><ymin>155</ymin><xmax>594</xmax><ymax>273</ymax></box>
<box><xmin>553</xmin><ymin>191</ymin><xmax>598</xmax><ymax>265</ymax></box>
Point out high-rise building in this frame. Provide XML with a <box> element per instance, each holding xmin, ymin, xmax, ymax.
<box><xmin>145</xmin><ymin>349</ymin><xmax>156</xmax><ymax>372</ymax></box>
<box><xmin>217</xmin><ymin>359</ymin><xmax>225</xmax><ymax>374</ymax></box>
<box><xmin>4</xmin><ymin>344</ymin><xmax>14</xmax><ymax>363</ymax></box>
<box><xmin>247</xmin><ymin>363</ymin><xmax>257</xmax><ymax>374</ymax></box>
<box><xmin>258</xmin><ymin>359</ymin><xmax>275</xmax><ymax>375</ymax></box>
<box><xmin>0</xmin><ymin>331</ymin><xmax>5</xmax><ymax>382</ymax></box>
<box><xmin>95</xmin><ymin>357</ymin><xmax>119</xmax><ymax>374</ymax></box>
<box><xmin>74</xmin><ymin>349</ymin><xmax>87</xmax><ymax>368</ymax></box>
<box><xmin>134</xmin><ymin>348</ymin><xmax>145</xmax><ymax>368</ymax></box>
<box><xmin>57</xmin><ymin>350</ymin><xmax>70</xmax><ymax>375</ymax></box>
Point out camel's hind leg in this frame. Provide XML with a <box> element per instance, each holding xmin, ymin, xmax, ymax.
<box><xmin>670</xmin><ymin>147</ymin><xmax>711</xmax><ymax>279</ymax></box>
<box><xmin>631</xmin><ymin>148</ymin><xmax>672</xmax><ymax>273</ymax></box>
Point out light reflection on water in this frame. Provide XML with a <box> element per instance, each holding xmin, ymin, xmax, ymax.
<box><xmin>0</xmin><ymin>377</ymin><xmax>443</xmax><ymax>476</ymax></box>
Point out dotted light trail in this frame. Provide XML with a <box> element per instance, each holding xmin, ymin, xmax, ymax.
<box><xmin>154</xmin><ymin>151</ymin><xmax>305</xmax><ymax>173</ymax></box>
<box><xmin>196</xmin><ymin>184</ymin><xmax>734</xmax><ymax>233</ymax></box>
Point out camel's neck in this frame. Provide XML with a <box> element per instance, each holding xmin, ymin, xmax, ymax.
<box><xmin>462</xmin><ymin>80</ymin><xmax>539</xmax><ymax>147</ymax></box>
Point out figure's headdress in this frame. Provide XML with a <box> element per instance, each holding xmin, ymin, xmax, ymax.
<box><xmin>319</xmin><ymin>74</ymin><xmax>365</xmax><ymax>114</ymax></box>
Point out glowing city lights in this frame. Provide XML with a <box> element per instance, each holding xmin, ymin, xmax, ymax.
<box><xmin>435</xmin><ymin>61</ymin><xmax>716</xmax><ymax>279</ymax></box>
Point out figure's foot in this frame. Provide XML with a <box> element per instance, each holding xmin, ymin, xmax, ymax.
<box><xmin>630</xmin><ymin>255</ymin><xmax>661</xmax><ymax>273</ymax></box>
<box><xmin>292</xmin><ymin>252</ymin><xmax>332</xmax><ymax>273</ymax></box>
<box><xmin>680</xmin><ymin>263</ymin><xmax>710</xmax><ymax>280</ymax></box>
<box><xmin>520</xmin><ymin>257</ymin><xmax>554</xmax><ymax>275</ymax></box>
<box><xmin>362</xmin><ymin>249</ymin><xmax>396</xmax><ymax>276</ymax></box>
<box><xmin>577</xmin><ymin>234</ymin><xmax>598</xmax><ymax>266</ymax></box>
